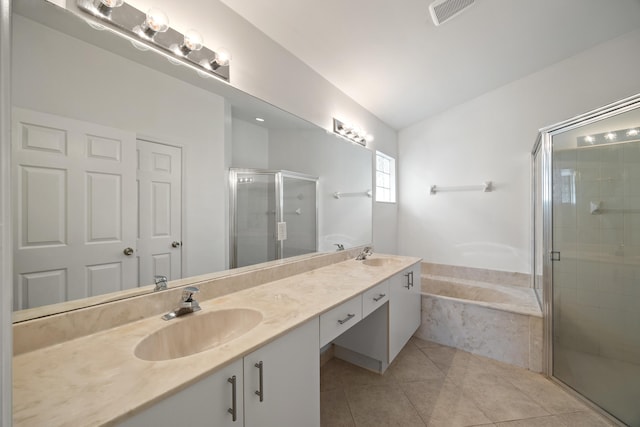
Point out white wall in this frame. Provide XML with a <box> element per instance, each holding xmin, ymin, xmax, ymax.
<box><xmin>398</xmin><ymin>29</ymin><xmax>640</xmax><ymax>274</ymax></box>
<box><xmin>12</xmin><ymin>16</ymin><xmax>228</xmax><ymax>277</ymax></box>
<box><xmin>231</xmin><ymin>119</ymin><xmax>269</xmax><ymax>169</ymax></box>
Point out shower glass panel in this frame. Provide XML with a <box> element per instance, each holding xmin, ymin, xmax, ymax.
<box><xmin>233</xmin><ymin>171</ymin><xmax>277</xmax><ymax>268</ymax></box>
<box><xmin>282</xmin><ymin>174</ymin><xmax>317</xmax><ymax>259</ymax></box>
<box><xmin>230</xmin><ymin>169</ymin><xmax>318</xmax><ymax>269</ymax></box>
<box><xmin>543</xmin><ymin>96</ymin><xmax>640</xmax><ymax>426</ymax></box>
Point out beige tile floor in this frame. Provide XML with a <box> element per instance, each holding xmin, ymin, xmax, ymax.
<box><xmin>321</xmin><ymin>337</ymin><xmax>619</xmax><ymax>427</ymax></box>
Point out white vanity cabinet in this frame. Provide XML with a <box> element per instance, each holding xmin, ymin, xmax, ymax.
<box><xmin>244</xmin><ymin>317</ymin><xmax>320</xmax><ymax>427</ymax></box>
<box><xmin>389</xmin><ymin>262</ymin><xmax>421</xmax><ymax>361</ymax></box>
<box><xmin>117</xmin><ymin>358</ymin><xmax>244</xmax><ymax>427</ymax></box>
<box><xmin>118</xmin><ymin>318</ymin><xmax>319</xmax><ymax>427</ymax></box>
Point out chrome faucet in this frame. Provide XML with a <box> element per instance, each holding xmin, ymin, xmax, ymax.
<box><xmin>162</xmin><ymin>286</ymin><xmax>201</xmax><ymax>320</ymax></box>
<box><xmin>356</xmin><ymin>246</ymin><xmax>373</xmax><ymax>260</ymax></box>
<box><xmin>153</xmin><ymin>275</ymin><xmax>168</xmax><ymax>292</ymax></box>
<box><xmin>334</xmin><ymin>243</ymin><xmax>345</xmax><ymax>251</ymax></box>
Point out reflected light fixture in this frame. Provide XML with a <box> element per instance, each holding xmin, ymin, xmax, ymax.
<box><xmin>77</xmin><ymin>0</ymin><xmax>231</xmax><ymax>82</ymax></box>
<box><xmin>578</xmin><ymin>126</ymin><xmax>640</xmax><ymax>146</ymax></box>
<box><xmin>255</xmin><ymin>117</ymin><xmax>265</xmax><ymax>122</ymax></box>
<box><xmin>333</xmin><ymin>118</ymin><xmax>372</xmax><ymax>146</ymax></box>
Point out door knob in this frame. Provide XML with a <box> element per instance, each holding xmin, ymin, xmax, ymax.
<box><xmin>172</xmin><ymin>241</ymin><xmax>181</xmax><ymax>248</ymax></box>
<box><xmin>123</xmin><ymin>247</ymin><xmax>134</xmax><ymax>256</ymax></box>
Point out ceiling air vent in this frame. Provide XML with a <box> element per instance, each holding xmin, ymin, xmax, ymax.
<box><xmin>429</xmin><ymin>0</ymin><xmax>475</xmax><ymax>26</ymax></box>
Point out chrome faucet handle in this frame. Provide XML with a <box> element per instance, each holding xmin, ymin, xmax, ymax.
<box><xmin>181</xmin><ymin>286</ymin><xmax>199</xmax><ymax>302</ymax></box>
<box><xmin>153</xmin><ymin>275</ymin><xmax>168</xmax><ymax>291</ymax></box>
<box><xmin>334</xmin><ymin>243</ymin><xmax>345</xmax><ymax>251</ymax></box>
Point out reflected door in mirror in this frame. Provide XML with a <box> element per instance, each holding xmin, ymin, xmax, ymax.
<box><xmin>12</xmin><ymin>108</ymin><xmax>137</xmax><ymax>309</ymax></box>
<box><xmin>136</xmin><ymin>140</ymin><xmax>182</xmax><ymax>285</ymax></box>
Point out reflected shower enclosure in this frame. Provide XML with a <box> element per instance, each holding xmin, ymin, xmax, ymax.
<box><xmin>229</xmin><ymin>169</ymin><xmax>318</xmax><ymax>268</ymax></box>
<box><xmin>534</xmin><ymin>94</ymin><xmax>640</xmax><ymax>426</ymax></box>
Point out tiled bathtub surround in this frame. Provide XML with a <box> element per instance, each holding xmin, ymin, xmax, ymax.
<box><xmin>422</xmin><ymin>262</ymin><xmax>532</xmax><ymax>288</ymax></box>
<box><xmin>13</xmin><ymin>247</ymin><xmax>365</xmax><ymax>355</ymax></box>
<box><xmin>416</xmin><ymin>265</ymin><xmax>543</xmax><ymax>372</ymax></box>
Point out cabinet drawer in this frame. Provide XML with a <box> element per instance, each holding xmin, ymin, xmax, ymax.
<box><xmin>362</xmin><ymin>280</ymin><xmax>389</xmax><ymax>318</ymax></box>
<box><xmin>320</xmin><ymin>295</ymin><xmax>363</xmax><ymax>347</ymax></box>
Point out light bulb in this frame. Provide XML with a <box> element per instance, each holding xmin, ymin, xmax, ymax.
<box><xmin>94</xmin><ymin>0</ymin><xmax>123</xmax><ymax>17</ymax></box>
<box><xmin>138</xmin><ymin>8</ymin><xmax>169</xmax><ymax>38</ymax></box>
<box><xmin>584</xmin><ymin>136</ymin><xmax>595</xmax><ymax>143</ymax></box>
<box><xmin>605</xmin><ymin>132</ymin><xmax>617</xmax><ymax>141</ymax></box>
<box><xmin>206</xmin><ymin>48</ymin><xmax>231</xmax><ymax>70</ymax></box>
<box><xmin>100</xmin><ymin>0</ymin><xmax>123</xmax><ymax>7</ymax></box>
<box><xmin>183</xmin><ymin>30</ymin><xmax>203</xmax><ymax>52</ymax></box>
<box><xmin>214</xmin><ymin>48</ymin><xmax>231</xmax><ymax>66</ymax></box>
<box><xmin>627</xmin><ymin>129</ymin><xmax>639</xmax><ymax>137</ymax></box>
<box><xmin>174</xmin><ymin>29</ymin><xmax>204</xmax><ymax>56</ymax></box>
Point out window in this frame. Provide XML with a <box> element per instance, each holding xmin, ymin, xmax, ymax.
<box><xmin>375</xmin><ymin>151</ymin><xmax>396</xmax><ymax>203</ymax></box>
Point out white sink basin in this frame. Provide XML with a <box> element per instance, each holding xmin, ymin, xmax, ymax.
<box><xmin>135</xmin><ymin>308</ymin><xmax>263</xmax><ymax>361</ymax></box>
<box><xmin>361</xmin><ymin>257</ymin><xmax>401</xmax><ymax>267</ymax></box>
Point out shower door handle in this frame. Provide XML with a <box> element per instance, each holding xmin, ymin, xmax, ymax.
<box><xmin>550</xmin><ymin>251</ymin><xmax>561</xmax><ymax>261</ymax></box>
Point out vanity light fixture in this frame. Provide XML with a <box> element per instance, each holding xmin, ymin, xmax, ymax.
<box><xmin>578</xmin><ymin>126</ymin><xmax>640</xmax><ymax>147</ymax></box>
<box><xmin>77</xmin><ymin>0</ymin><xmax>231</xmax><ymax>82</ymax></box>
<box><xmin>135</xmin><ymin>8</ymin><xmax>170</xmax><ymax>40</ymax></box>
<box><xmin>93</xmin><ymin>0</ymin><xmax>123</xmax><ymax>17</ymax></box>
<box><xmin>204</xmin><ymin>48</ymin><xmax>232</xmax><ymax>70</ymax></box>
<box><xmin>333</xmin><ymin>118</ymin><xmax>372</xmax><ymax>146</ymax></box>
<box><xmin>173</xmin><ymin>29</ymin><xmax>203</xmax><ymax>56</ymax></box>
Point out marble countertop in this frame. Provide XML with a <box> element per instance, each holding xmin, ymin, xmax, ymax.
<box><xmin>13</xmin><ymin>254</ymin><xmax>420</xmax><ymax>426</ymax></box>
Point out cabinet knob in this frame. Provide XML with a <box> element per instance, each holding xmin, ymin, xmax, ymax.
<box><xmin>123</xmin><ymin>247</ymin><xmax>134</xmax><ymax>256</ymax></box>
<box><xmin>172</xmin><ymin>241</ymin><xmax>181</xmax><ymax>248</ymax></box>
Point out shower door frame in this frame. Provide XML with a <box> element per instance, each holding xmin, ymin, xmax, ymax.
<box><xmin>228</xmin><ymin>168</ymin><xmax>319</xmax><ymax>269</ymax></box>
<box><xmin>535</xmin><ymin>93</ymin><xmax>640</xmax><ymax>425</ymax></box>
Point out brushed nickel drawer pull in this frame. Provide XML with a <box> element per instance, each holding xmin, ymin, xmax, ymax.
<box><xmin>338</xmin><ymin>313</ymin><xmax>356</xmax><ymax>325</ymax></box>
<box><xmin>373</xmin><ymin>293</ymin><xmax>386</xmax><ymax>302</ymax></box>
<box><xmin>227</xmin><ymin>375</ymin><xmax>237</xmax><ymax>422</ymax></box>
<box><xmin>254</xmin><ymin>361</ymin><xmax>264</xmax><ymax>402</ymax></box>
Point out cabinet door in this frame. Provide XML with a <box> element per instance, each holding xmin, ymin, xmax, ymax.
<box><xmin>389</xmin><ymin>263</ymin><xmax>421</xmax><ymax>362</ymax></box>
<box><xmin>117</xmin><ymin>358</ymin><xmax>244</xmax><ymax>427</ymax></box>
<box><xmin>244</xmin><ymin>318</ymin><xmax>320</xmax><ymax>427</ymax></box>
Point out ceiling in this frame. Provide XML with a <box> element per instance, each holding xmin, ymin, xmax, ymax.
<box><xmin>220</xmin><ymin>0</ymin><xmax>640</xmax><ymax>130</ymax></box>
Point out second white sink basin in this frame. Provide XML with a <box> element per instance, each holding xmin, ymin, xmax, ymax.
<box><xmin>361</xmin><ymin>257</ymin><xmax>401</xmax><ymax>267</ymax></box>
<box><xmin>135</xmin><ymin>308</ymin><xmax>263</xmax><ymax>361</ymax></box>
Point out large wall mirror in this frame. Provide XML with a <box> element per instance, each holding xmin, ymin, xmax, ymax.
<box><xmin>11</xmin><ymin>1</ymin><xmax>372</xmax><ymax>321</ymax></box>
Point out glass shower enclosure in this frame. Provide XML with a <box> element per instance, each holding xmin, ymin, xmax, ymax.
<box><xmin>534</xmin><ymin>94</ymin><xmax>640</xmax><ymax>426</ymax></box>
<box><xmin>229</xmin><ymin>169</ymin><xmax>319</xmax><ymax>268</ymax></box>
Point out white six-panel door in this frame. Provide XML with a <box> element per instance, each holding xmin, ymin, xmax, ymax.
<box><xmin>136</xmin><ymin>140</ymin><xmax>182</xmax><ymax>285</ymax></box>
<box><xmin>12</xmin><ymin>108</ymin><xmax>138</xmax><ymax>310</ymax></box>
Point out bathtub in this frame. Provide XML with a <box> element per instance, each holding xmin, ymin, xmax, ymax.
<box><xmin>415</xmin><ymin>274</ymin><xmax>543</xmax><ymax>371</ymax></box>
